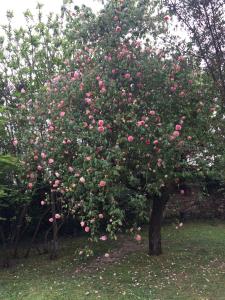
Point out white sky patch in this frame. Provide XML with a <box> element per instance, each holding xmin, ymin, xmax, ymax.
<box><xmin>0</xmin><ymin>0</ymin><xmax>103</xmax><ymax>32</ymax></box>
<box><xmin>0</xmin><ymin>0</ymin><xmax>187</xmax><ymax>44</ymax></box>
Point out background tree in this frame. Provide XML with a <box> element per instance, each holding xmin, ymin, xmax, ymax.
<box><xmin>165</xmin><ymin>0</ymin><xmax>225</xmax><ymax>104</ymax></box>
<box><xmin>165</xmin><ymin>0</ymin><xmax>225</xmax><ymax>219</ymax></box>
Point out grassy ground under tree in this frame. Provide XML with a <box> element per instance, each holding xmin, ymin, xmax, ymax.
<box><xmin>0</xmin><ymin>221</ymin><xmax>225</xmax><ymax>300</ymax></box>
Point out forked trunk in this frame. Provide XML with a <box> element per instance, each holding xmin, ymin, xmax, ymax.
<box><xmin>25</xmin><ymin>208</ymin><xmax>50</xmax><ymax>258</ymax></box>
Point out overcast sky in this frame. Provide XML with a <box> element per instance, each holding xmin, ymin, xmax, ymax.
<box><xmin>0</xmin><ymin>0</ymin><xmax>103</xmax><ymax>31</ymax></box>
<box><xmin>0</xmin><ymin>0</ymin><xmax>187</xmax><ymax>42</ymax></box>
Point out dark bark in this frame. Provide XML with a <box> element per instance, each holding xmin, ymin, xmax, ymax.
<box><xmin>0</xmin><ymin>225</ymin><xmax>10</xmax><ymax>268</ymax></box>
<box><xmin>42</xmin><ymin>225</ymin><xmax>53</xmax><ymax>253</ymax></box>
<box><xmin>43</xmin><ymin>220</ymin><xmax>64</xmax><ymax>255</ymax></box>
<box><xmin>148</xmin><ymin>187</ymin><xmax>170</xmax><ymax>256</ymax></box>
<box><xmin>24</xmin><ymin>208</ymin><xmax>50</xmax><ymax>258</ymax></box>
<box><xmin>13</xmin><ymin>205</ymin><xmax>28</xmax><ymax>258</ymax></box>
<box><xmin>50</xmin><ymin>192</ymin><xmax>58</xmax><ymax>260</ymax></box>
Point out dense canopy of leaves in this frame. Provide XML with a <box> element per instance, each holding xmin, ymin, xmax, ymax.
<box><xmin>0</xmin><ymin>0</ymin><xmax>223</xmax><ymax>257</ymax></box>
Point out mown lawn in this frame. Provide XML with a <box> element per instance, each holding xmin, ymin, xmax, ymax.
<box><xmin>0</xmin><ymin>221</ymin><xmax>225</xmax><ymax>300</ymax></box>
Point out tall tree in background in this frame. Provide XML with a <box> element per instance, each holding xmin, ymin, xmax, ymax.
<box><xmin>166</xmin><ymin>0</ymin><xmax>225</xmax><ymax>104</ymax></box>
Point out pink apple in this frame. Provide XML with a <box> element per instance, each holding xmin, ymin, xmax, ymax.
<box><xmin>79</xmin><ymin>177</ymin><xmax>85</xmax><ymax>183</ymax></box>
<box><xmin>48</xmin><ymin>158</ymin><xmax>54</xmax><ymax>164</ymax></box>
<box><xmin>41</xmin><ymin>152</ymin><xmax>47</xmax><ymax>159</ymax></box>
<box><xmin>100</xmin><ymin>235</ymin><xmax>107</xmax><ymax>241</ymax></box>
<box><xmin>173</xmin><ymin>131</ymin><xmax>180</xmax><ymax>137</ymax></box>
<box><xmin>135</xmin><ymin>234</ymin><xmax>142</xmax><ymax>241</ymax></box>
<box><xmin>68</xmin><ymin>166</ymin><xmax>74</xmax><ymax>172</ymax></box>
<box><xmin>98</xmin><ymin>126</ymin><xmax>105</xmax><ymax>133</ymax></box>
<box><xmin>28</xmin><ymin>183</ymin><xmax>33</xmax><ymax>189</ymax></box>
<box><xmin>127</xmin><ymin>136</ymin><xmax>134</xmax><ymax>142</ymax></box>
<box><xmin>115</xmin><ymin>26</ymin><xmax>122</xmax><ymax>32</ymax></box>
<box><xmin>84</xmin><ymin>226</ymin><xmax>90</xmax><ymax>233</ymax></box>
<box><xmin>149</xmin><ymin>110</ymin><xmax>156</xmax><ymax>116</ymax></box>
<box><xmin>98</xmin><ymin>120</ymin><xmax>104</xmax><ymax>126</ymax></box>
<box><xmin>73</xmin><ymin>71</ymin><xmax>80</xmax><ymax>80</ymax></box>
<box><xmin>37</xmin><ymin>165</ymin><xmax>43</xmax><ymax>171</ymax></box>
<box><xmin>164</xmin><ymin>15</ymin><xmax>170</xmax><ymax>21</ymax></box>
<box><xmin>60</xmin><ymin>111</ymin><xmax>65</xmax><ymax>117</ymax></box>
<box><xmin>98</xmin><ymin>180</ymin><xmax>106</xmax><ymax>187</ymax></box>
<box><xmin>137</xmin><ymin>120</ymin><xmax>145</xmax><ymax>127</ymax></box>
<box><xmin>12</xmin><ymin>139</ymin><xmax>18</xmax><ymax>146</ymax></box>
<box><xmin>175</xmin><ymin>124</ymin><xmax>182</xmax><ymax>131</ymax></box>
<box><xmin>124</xmin><ymin>73</ymin><xmax>131</xmax><ymax>79</ymax></box>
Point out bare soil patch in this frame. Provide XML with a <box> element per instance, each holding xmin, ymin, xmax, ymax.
<box><xmin>74</xmin><ymin>237</ymin><xmax>146</xmax><ymax>273</ymax></box>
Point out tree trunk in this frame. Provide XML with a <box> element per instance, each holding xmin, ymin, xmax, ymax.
<box><xmin>13</xmin><ymin>205</ymin><xmax>28</xmax><ymax>258</ymax></box>
<box><xmin>50</xmin><ymin>192</ymin><xmax>58</xmax><ymax>260</ymax></box>
<box><xmin>0</xmin><ymin>226</ymin><xmax>10</xmax><ymax>268</ymax></box>
<box><xmin>149</xmin><ymin>188</ymin><xmax>170</xmax><ymax>256</ymax></box>
<box><xmin>25</xmin><ymin>208</ymin><xmax>50</xmax><ymax>258</ymax></box>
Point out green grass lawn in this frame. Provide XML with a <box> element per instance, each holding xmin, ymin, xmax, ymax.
<box><xmin>0</xmin><ymin>221</ymin><xmax>225</xmax><ymax>300</ymax></box>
